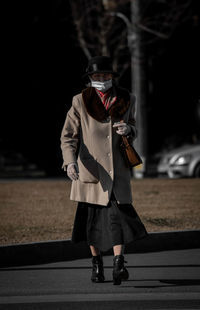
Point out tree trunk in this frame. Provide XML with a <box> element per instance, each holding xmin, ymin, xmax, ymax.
<box><xmin>131</xmin><ymin>0</ymin><xmax>148</xmax><ymax>178</ymax></box>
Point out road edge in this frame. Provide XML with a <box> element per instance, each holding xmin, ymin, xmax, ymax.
<box><xmin>0</xmin><ymin>230</ymin><xmax>200</xmax><ymax>267</ymax></box>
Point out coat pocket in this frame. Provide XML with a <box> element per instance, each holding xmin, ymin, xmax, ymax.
<box><xmin>78</xmin><ymin>158</ymin><xmax>99</xmax><ymax>183</ymax></box>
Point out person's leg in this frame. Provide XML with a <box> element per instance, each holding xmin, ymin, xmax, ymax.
<box><xmin>90</xmin><ymin>245</ymin><xmax>100</xmax><ymax>256</ymax></box>
<box><xmin>90</xmin><ymin>245</ymin><xmax>104</xmax><ymax>283</ymax></box>
<box><xmin>113</xmin><ymin>244</ymin><xmax>124</xmax><ymax>256</ymax></box>
<box><xmin>112</xmin><ymin>244</ymin><xmax>129</xmax><ymax>285</ymax></box>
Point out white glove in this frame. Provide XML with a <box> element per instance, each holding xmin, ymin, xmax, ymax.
<box><xmin>113</xmin><ymin>122</ymin><xmax>131</xmax><ymax>136</ymax></box>
<box><xmin>67</xmin><ymin>162</ymin><xmax>79</xmax><ymax>181</ymax></box>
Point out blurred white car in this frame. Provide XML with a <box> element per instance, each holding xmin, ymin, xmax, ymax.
<box><xmin>157</xmin><ymin>144</ymin><xmax>200</xmax><ymax>178</ymax></box>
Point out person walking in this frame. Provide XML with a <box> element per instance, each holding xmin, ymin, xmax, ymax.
<box><xmin>60</xmin><ymin>56</ymin><xmax>147</xmax><ymax>285</ymax></box>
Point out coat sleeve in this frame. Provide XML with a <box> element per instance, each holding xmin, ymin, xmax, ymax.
<box><xmin>127</xmin><ymin>94</ymin><xmax>137</xmax><ymax>141</ymax></box>
<box><xmin>60</xmin><ymin>95</ymin><xmax>81</xmax><ymax>170</ymax></box>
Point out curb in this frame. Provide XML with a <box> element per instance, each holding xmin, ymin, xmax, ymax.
<box><xmin>0</xmin><ymin>230</ymin><xmax>200</xmax><ymax>268</ymax></box>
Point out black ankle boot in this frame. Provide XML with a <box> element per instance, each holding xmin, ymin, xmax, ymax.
<box><xmin>91</xmin><ymin>255</ymin><xmax>105</xmax><ymax>283</ymax></box>
<box><xmin>113</xmin><ymin>255</ymin><xmax>129</xmax><ymax>285</ymax></box>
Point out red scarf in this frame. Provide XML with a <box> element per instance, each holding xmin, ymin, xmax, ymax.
<box><xmin>96</xmin><ymin>89</ymin><xmax>117</xmax><ymax>110</ymax></box>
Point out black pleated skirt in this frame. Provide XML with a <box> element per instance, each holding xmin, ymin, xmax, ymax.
<box><xmin>71</xmin><ymin>193</ymin><xmax>148</xmax><ymax>252</ymax></box>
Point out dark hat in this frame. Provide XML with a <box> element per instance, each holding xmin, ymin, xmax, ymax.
<box><xmin>83</xmin><ymin>56</ymin><xmax>119</xmax><ymax>77</ymax></box>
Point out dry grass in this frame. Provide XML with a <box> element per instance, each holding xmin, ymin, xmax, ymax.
<box><xmin>0</xmin><ymin>178</ymin><xmax>199</xmax><ymax>245</ymax></box>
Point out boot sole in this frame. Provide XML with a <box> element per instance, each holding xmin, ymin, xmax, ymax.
<box><xmin>113</xmin><ymin>269</ymin><xmax>129</xmax><ymax>285</ymax></box>
<box><xmin>113</xmin><ymin>277</ymin><xmax>122</xmax><ymax>285</ymax></box>
<box><xmin>91</xmin><ymin>276</ymin><xmax>105</xmax><ymax>283</ymax></box>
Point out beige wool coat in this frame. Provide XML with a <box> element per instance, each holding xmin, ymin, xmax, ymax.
<box><xmin>60</xmin><ymin>86</ymin><xmax>137</xmax><ymax>206</ymax></box>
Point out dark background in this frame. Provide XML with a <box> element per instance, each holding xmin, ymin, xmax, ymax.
<box><xmin>1</xmin><ymin>0</ymin><xmax>199</xmax><ymax>177</ymax></box>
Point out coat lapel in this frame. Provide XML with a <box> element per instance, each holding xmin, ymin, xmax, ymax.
<box><xmin>82</xmin><ymin>87</ymin><xmax>131</xmax><ymax>122</ymax></box>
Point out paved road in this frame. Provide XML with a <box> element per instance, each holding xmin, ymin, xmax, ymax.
<box><xmin>0</xmin><ymin>248</ymin><xmax>200</xmax><ymax>309</ymax></box>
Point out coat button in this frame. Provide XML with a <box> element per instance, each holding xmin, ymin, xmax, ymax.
<box><xmin>107</xmin><ymin>135</ymin><xmax>110</xmax><ymax>139</ymax></box>
<box><xmin>107</xmin><ymin>153</ymin><xmax>110</xmax><ymax>156</ymax></box>
<box><xmin>109</xmin><ymin>170</ymin><xmax>112</xmax><ymax>174</ymax></box>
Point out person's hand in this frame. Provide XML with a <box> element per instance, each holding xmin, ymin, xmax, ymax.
<box><xmin>67</xmin><ymin>162</ymin><xmax>79</xmax><ymax>181</ymax></box>
<box><xmin>113</xmin><ymin>122</ymin><xmax>131</xmax><ymax>136</ymax></box>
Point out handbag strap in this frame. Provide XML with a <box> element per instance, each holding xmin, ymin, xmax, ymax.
<box><xmin>122</xmin><ymin>136</ymin><xmax>129</xmax><ymax>148</ymax></box>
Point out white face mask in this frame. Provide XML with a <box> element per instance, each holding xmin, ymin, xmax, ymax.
<box><xmin>90</xmin><ymin>79</ymin><xmax>113</xmax><ymax>93</ymax></box>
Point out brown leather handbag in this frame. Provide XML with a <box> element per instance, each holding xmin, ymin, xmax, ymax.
<box><xmin>120</xmin><ymin>135</ymin><xmax>143</xmax><ymax>168</ymax></box>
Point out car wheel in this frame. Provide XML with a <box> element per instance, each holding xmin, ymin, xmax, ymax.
<box><xmin>193</xmin><ymin>163</ymin><xmax>200</xmax><ymax>178</ymax></box>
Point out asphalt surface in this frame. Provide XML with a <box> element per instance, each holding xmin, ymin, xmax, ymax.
<box><xmin>0</xmin><ymin>248</ymin><xmax>200</xmax><ymax>310</ymax></box>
